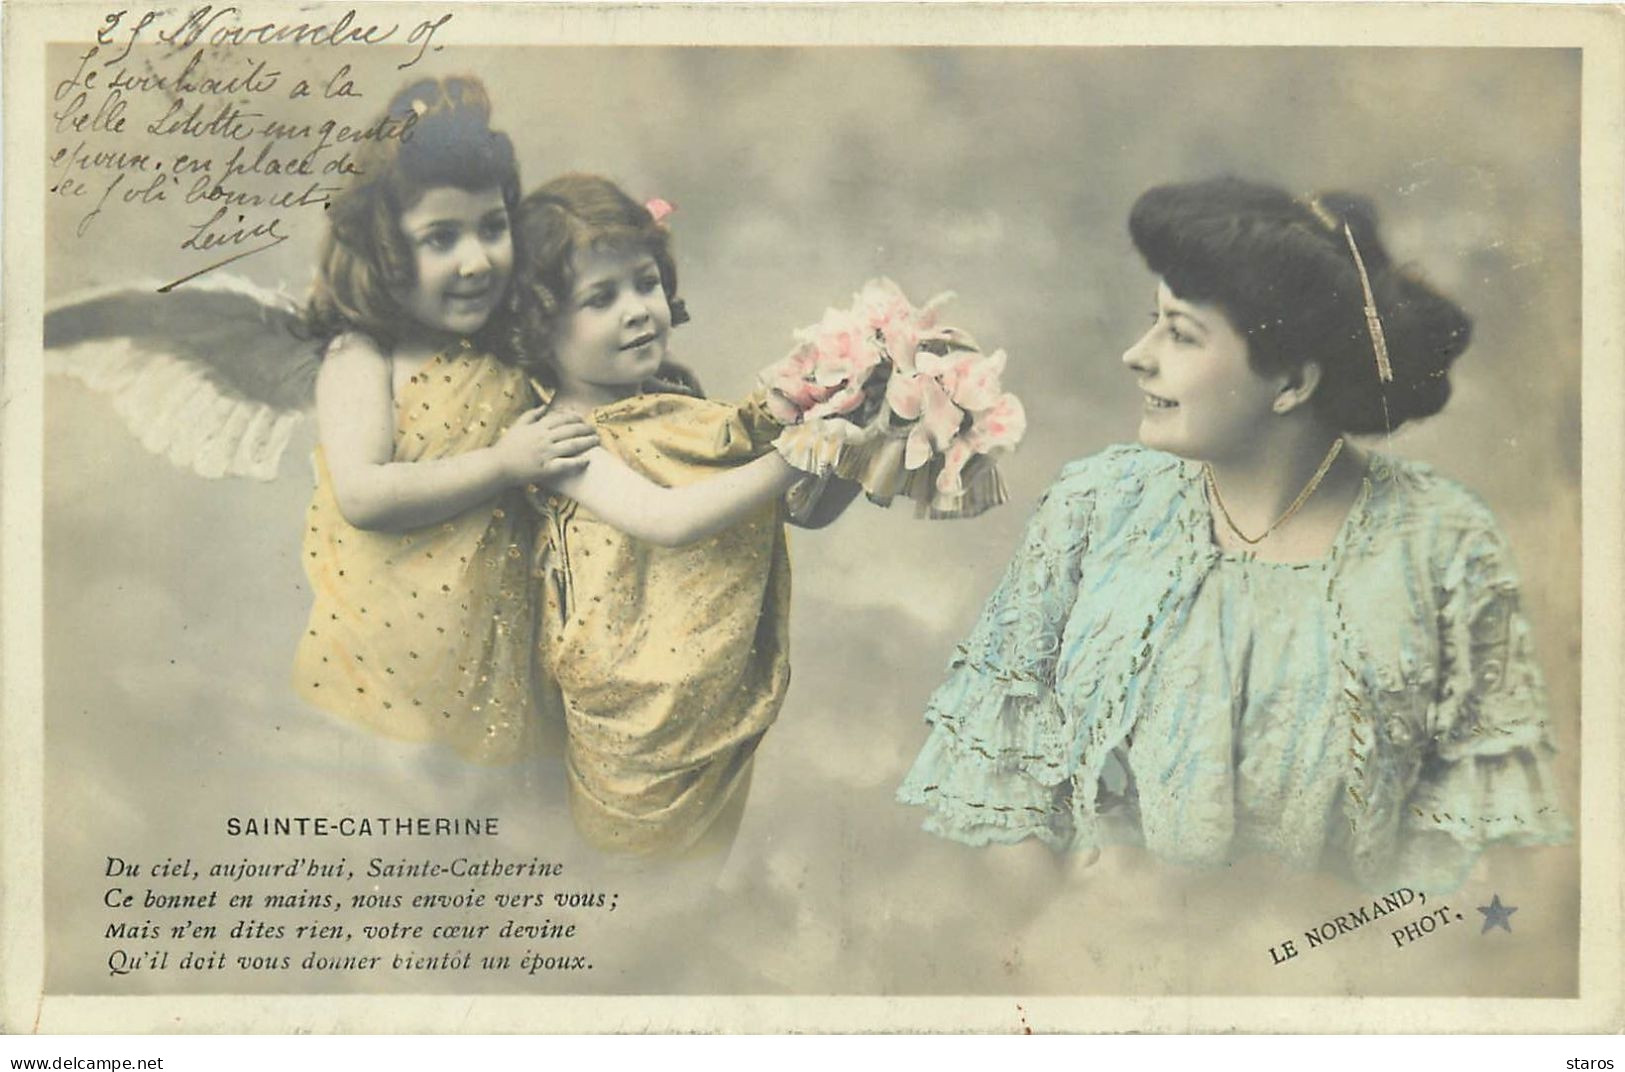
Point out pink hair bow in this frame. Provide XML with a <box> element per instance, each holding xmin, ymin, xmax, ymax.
<box><xmin>645</xmin><ymin>197</ymin><xmax>676</xmax><ymax>226</ymax></box>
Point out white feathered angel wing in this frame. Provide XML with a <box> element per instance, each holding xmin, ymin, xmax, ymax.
<box><xmin>45</xmin><ymin>276</ymin><xmax>322</xmax><ymax>481</ymax></box>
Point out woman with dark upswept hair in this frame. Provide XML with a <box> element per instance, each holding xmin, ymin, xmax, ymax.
<box><xmin>897</xmin><ymin>177</ymin><xmax>1570</xmax><ymax>892</ymax></box>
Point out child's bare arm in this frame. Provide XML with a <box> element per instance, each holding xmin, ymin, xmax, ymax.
<box><xmin>317</xmin><ymin>336</ymin><xmax>597</xmax><ymax>531</ymax></box>
<box><xmin>544</xmin><ymin>448</ymin><xmax>802</xmax><ymax>548</ymax></box>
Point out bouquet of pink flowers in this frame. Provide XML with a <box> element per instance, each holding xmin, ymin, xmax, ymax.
<box><xmin>760</xmin><ymin>279</ymin><xmax>1026</xmax><ymax>518</ymax></box>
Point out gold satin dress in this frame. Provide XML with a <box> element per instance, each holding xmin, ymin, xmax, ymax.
<box><xmin>293</xmin><ymin>347</ymin><xmax>541</xmax><ymax>763</ymax></box>
<box><xmin>531</xmin><ymin>391</ymin><xmax>791</xmax><ymax>856</ymax></box>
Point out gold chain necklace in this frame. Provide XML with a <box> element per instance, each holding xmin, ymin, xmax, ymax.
<box><xmin>1204</xmin><ymin>438</ymin><xmax>1345</xmax><ymax>546</ymax></box>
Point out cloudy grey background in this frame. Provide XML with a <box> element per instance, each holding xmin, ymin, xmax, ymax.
<box><xmin>44</xmin><ymin>44</ymin><xmax>1580</xmax><ymax>996</ymax></box>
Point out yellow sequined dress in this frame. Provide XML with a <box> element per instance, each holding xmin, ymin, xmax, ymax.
<box><xmin>531</xmin><ymin>391</ymin><xmax>791</xmax><ymax>855</ymax></box>
<box><xmin>293</xmin><ymin>347</ymin><xmax>540</xmax><ymax>763</ymax></box>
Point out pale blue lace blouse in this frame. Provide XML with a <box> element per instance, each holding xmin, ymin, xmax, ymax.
<box><xmin>897</xmin><ymin>445</ymin><xmax>1571</xmax><ymax>891</ymax></box>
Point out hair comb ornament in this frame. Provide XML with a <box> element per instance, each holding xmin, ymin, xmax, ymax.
<box><xmin>1310</xmin><ymin>196</ymin><xmax>1393</xmax><ymax>384</ymax></box>
<box><xmin>1342</xmin><ymin>223</ymin><xmax>1393</xmax><ymax>383</ymax></box>
<box><xmin>1308</xmin><ymin>197</ymin><xmax>1340</xmax><ymax>233</ymax></box>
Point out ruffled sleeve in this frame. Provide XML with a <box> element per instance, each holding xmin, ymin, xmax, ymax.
<box><xmin>896</xmin><ymin>458</ymin><xmax>1100</xmax><ymax>846</ymax></box>
<box><xmin>1395</xmin><ymin>517</ymin><xmax>1572</xmax><ymax>888</ymax></box>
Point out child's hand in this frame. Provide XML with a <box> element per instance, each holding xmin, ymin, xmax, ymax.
<box><xmin>496</xmin><ymin>408</ymin><xmax>599</xmax><ymax>483</ymax></box>
<box><xmin>772</xmin><ymin>414</ymin><xmax>874</xmax><ymax>477</ymax></box>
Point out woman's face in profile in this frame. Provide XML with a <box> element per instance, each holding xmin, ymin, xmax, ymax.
<box><xmin>1121</xmin><ymin>280</ymin><xmax>1281</xmax><ymax>462</ymax></box>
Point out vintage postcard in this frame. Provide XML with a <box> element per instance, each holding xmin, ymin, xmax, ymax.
<box><xmin>2</xmin><ymin>0</ymin><xmax>1621</xmax><ymax>1035</ymax></box>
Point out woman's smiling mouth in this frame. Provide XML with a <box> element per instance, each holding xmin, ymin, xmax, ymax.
<box><xmin>620</xmin><ymin>332</ymin><xmax>658</xmax><ymax>351</ymax></box>
<box><xmin>1143</xmin><ymin>390</ymin><xmax>1178</xmax><ymax>410</ymax></box>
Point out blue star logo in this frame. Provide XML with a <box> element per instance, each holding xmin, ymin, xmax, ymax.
<box><xmin>1477</xmin><ymin>894</ymin><xmax>1518</xmax><ymax>934</ymax></box>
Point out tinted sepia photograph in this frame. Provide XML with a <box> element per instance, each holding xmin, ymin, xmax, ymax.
<box><xmin>3</xmin><ymin>0</ymin><xmax>1621</xmax><ymax>1035</ymax></box>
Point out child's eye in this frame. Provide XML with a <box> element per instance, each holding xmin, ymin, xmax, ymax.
<box><xmin>636</xmin><ymin>274</ymin><xmax>661</xmax><ymax>293</ymax></box>
<box><xmin>422</xmin><ymin>230</ymin><xmax>457</xmax><ymax>252</ymax></box>
<box><xmin>479</xmin><ymin>217</ymin><xmax>509</xmax><ymax>242</ymax></box>
<box><xmin>584</xmin><ymin>290</ymin><xmax>615</xmax><ymax>310</ymax></box>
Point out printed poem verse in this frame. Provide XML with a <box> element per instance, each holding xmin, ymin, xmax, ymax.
<box><xmin>100</xmin><ymin>844</ymin><xmax>617</xmax><ymax>983</ymax></box>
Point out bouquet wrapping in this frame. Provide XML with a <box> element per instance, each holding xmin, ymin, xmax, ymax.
<box><xmin>759</xmin><ymin>279</ymin><xmax>1026</xmax><ymax>519</ymax></box>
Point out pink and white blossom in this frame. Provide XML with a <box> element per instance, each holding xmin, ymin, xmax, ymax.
<box><xmin>761</xmin><ymin>279</ymin><xmax>1025</xmax><ymax>506</ymax></box>
<box><xmin>965</xmin><ymin>391</ymin><xmax>1026</xmax><ymax>453</ymax></box>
